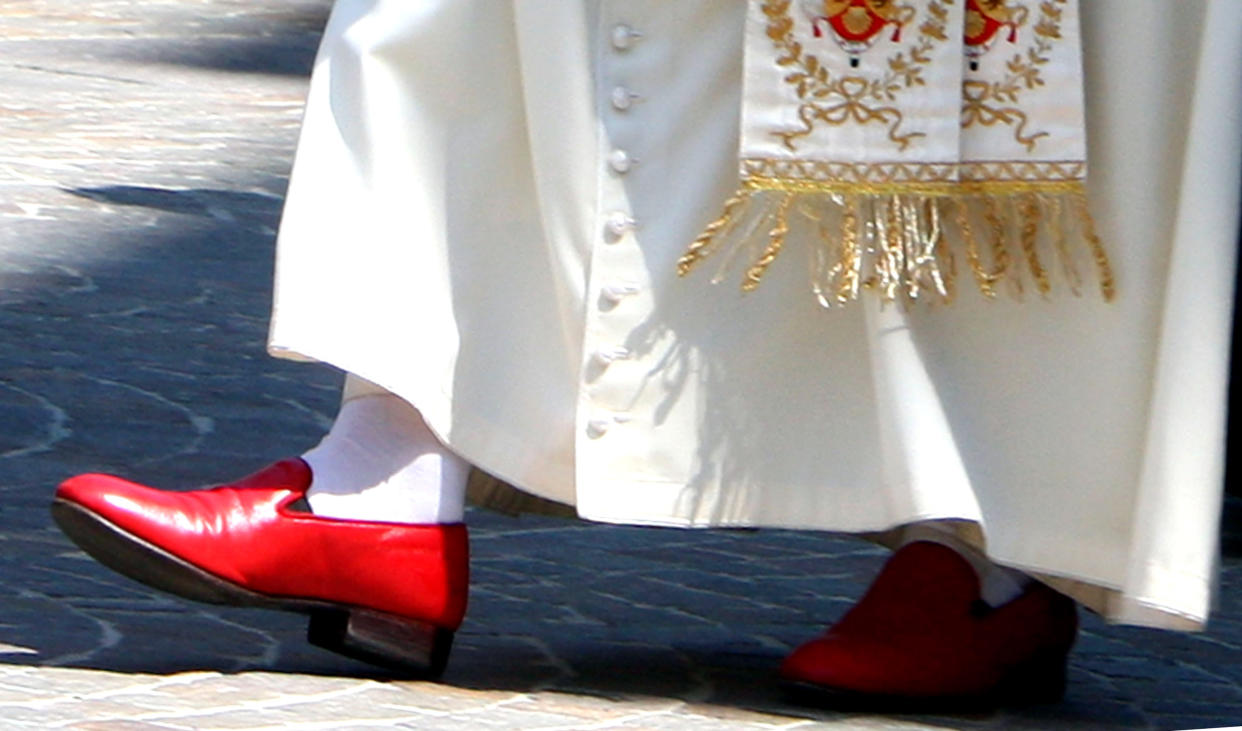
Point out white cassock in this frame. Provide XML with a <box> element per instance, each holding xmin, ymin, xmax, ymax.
<box><xmin>268</xmin><ymin>0</ymin><xmax>1242</xmax><ymax>630</ymax></box>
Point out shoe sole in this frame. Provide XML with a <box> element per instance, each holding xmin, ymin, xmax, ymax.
<box><xmin>50</xmin><ymin>498</ymin><xmax>453</xmax><ymax>676</ymax></box>
<box><xmin>780</xmin><ymin>654</ymin><xmax>1067</xmax><ymax>712</ymax></box>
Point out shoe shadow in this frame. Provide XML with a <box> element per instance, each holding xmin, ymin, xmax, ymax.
<box><xmin>0</xmin><ymin>516</ymin><xmax>1190</xmax><ymax>730</ymax></box>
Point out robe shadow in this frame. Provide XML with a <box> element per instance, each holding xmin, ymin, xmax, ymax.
<box><xmin>65</xmin><ymin>185</ymin><xmax>284</xmax><ymax>220</ymax></box>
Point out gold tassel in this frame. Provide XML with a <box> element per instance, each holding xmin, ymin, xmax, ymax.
<box><xmin>678</xmin><ymin>189</ymin><xmax>752</xmax><ymax>277</ymax></box>
<box><xmin>881</xmin><ymin>195</ymin><xmax>905</xmax><ymax>302</ymax></box>
<box><xmin>900</xmin><ymin>196</ymin><xmax>921</xmax><ymax>301</ymax></box>
<box><xmin>931</xmin><ymin>199</ymin><xmax>958</xmax><ymax>303</ymax></box>
<box><xmin>742</xmin><ymin>193</ymin><xmax>794</xmax><ymax>291</ymax></box>
<box><xmin>902</xmin><ymin>197</ymin><xmax>932</xmax><ymax>302</ymax></box>
<box><xmin>983</xmin><ymin>194</ymin><xmax>1018</xmax><ymax>296</ymax></box>
<box><xmin>910</xmin><ymin>196</ymin><xmax>951</xmax><ymax>303</ymax></box>
<box><xmin>1046</xmin><ymin>193</ymin><xmax>1083</xmax><ymax>296</ymax></box>
<box><xmin>955</xmin><ymin>197</ymin><xmax>998</xmax><ymax>298</ymax></box>
<box><xmin>837</xmin><ymin>194</ymin><xmax>862</xmax><ymax>303</ymax></box>
<box><xmin>1073</xmin><ymin>193</ymin><xmax>1116</xmax><ymax>302</ymax></box>
<box><xmin>1017</xmin><ymin>192</ymin><xmax>1051</xmax><ymax>296</ymax></box>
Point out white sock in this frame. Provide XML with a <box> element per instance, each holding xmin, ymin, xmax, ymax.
<box><xmin>302</xmin><ymin>383</ymin><xmax>468</xmax><ymax>524</ymax></box>
<box><xmin>902</xmin><ymin>525</ymin><xmax>1033</xmax><ymax>607</ymax></box>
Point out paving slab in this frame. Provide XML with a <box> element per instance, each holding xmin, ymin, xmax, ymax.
<box><xmin>3</xmin><ymin>2</ymin><xmax>1242</xmax><ymax>729</ymax></box>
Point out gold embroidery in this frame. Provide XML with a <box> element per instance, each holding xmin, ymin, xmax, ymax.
<box><xmin>677</xmin><ymin>1</ymin><xmax>1112</xmax><ymax>309</ymax></box>
<box><xmin>965</xmin><ymin>0</ymin><xmax>1029</xmax><ymax>65</ymax></box>
<box><xmin>961</xmin><ymin>0</ymin><xmax>1068</xmax><ymax>151</ymax></box>
<box><xmin>765</xmin><ymin>0</ymin><xmax>954</xmax><ymax>151</ymax></box>
<box><xmin>740</xmin><ymin>156</ymin><xmax>1087</xmax><ymax>191</ymax></box>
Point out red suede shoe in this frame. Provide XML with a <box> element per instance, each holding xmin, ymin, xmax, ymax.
<box><xmin>51</xmin><ymin>458</ymin><xmax>468</xmax><ymax>676</ymax></box>
<box><xmin>780</xmin><ymin>541</ymin><xmax>1077</xmax><ymax>707</ymax></box>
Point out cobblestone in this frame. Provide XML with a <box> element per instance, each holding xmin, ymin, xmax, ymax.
<box><xmin>3</xmin><ymin>2</ymin><xmax>1242</xmax><ymax>729</ymax></box>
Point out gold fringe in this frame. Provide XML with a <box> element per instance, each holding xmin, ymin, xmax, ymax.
<box><xmin>1074</xmin><ymin>193</ymin><xmax>1116</xmax><ymax>302</ymax></box>
<box><xmin>1018</xmin><ymin>192</ymin><xmax>1051</xmax><ymax>296</ymax></box>
<box><xmin>1046</xmin><ymin>194</ymin><xmax>1083</xmax><ymax>296</ymax></box>
<box><xmin>982</xmin><ymin>195</ymin><xmax>1017</xmax><ymax>297</ymax></box>
<box><xmin>837</xmin><ymin>195</ymin><xmax>862</xmax><ymax>303</ymax></box>
<box><xmin>867</xmin><ymin>195</ymin><xmax>901</xmax><ymax>301</ymax></box>
<box><xmin>931</xmin><ymin>199</ymin><xmax>958</xmax><ymax>303</ymax></box>
<box><xmin>742</xmin><ymin>193</ymin><xmax>794</xmax><ymax>291</ymax></box>
<box><xmin>678</xmin><ymin>189</ymin><xmax>752</xmax><ymax>277</ymax></box>
<box><xmin>680</xmin><ymin>180</ymin><xmax>1116</xmax><ymax>308</ymax></box>
<box><xmin>954</xmin><ymin>197</ymin><xmax>995</xmax><ymax>299</ymax></box>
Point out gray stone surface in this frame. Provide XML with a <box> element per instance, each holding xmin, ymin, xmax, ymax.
<box><xmin>2</xmin><ymin>2</ymin><xmax>1242</xmax><ymax>729</ymax></box>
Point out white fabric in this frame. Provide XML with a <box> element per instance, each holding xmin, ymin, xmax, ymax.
<box><xmin>269</xmin><ymin>0</ymin><xmax>1242</xmax><ymax>630</ymax></box>
<box><xmin>302</xmin><ymin>379</ymin><xmax>468</xmax><ymax>524</ymax></box>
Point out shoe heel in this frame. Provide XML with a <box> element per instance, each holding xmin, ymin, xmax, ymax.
<box><xmin>998</xmin><ymin>647</ymin><xmax>1069</xmax><ymax>705</ymax></box>
<box><xmin>307</xmin><ymin>608</ymin><xmax>454</xmax><ymax>677</ymax></box>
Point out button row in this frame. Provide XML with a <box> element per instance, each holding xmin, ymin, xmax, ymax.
<box><xmin>587</xmin><ymin>22</ymin><xmax>647</xmax><ymax>440</ymax></box>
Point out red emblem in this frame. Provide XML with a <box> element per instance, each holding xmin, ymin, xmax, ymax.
<box><xmin>964</xmin><ymin>0</ymin><xmax>1029</xmax><ymax>69</ymax></box>
<box><xmin>804</xmin><ymin>0</ymin><xmax>916</xmax><ymax>67</ymax></box>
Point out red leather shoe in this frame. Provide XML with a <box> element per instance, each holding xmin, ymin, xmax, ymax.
<box><xmin>51</xmin><ymin>458</ymin><xmax>468</xmax><ymax>676</ymax></box>
<box><xmin>780</xmin><ymin>541</ymin><xmax>1077</xmax><ymax>706</ymax></box>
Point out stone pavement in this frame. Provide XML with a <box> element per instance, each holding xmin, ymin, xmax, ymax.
<box><xmin>2</xmin><ymin>2</ymin><xmax>1242</xmax><ymax>729</ymax></box>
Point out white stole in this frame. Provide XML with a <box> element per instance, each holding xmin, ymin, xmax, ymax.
<box><xmin>679</xmin><ymin>0</ymin><xmax>1112</xmax><ymax>307</ymax></box>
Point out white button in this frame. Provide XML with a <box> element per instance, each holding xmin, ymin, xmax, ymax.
<box><xmin>608</xmin><ymin>149</ymin><xmax>635</xmax><ymax>174</ymax></box>
<box><xmin>611</xmin><ymin>24</ymin><xmax>642</xmax><ymax>51</ymax></box>
<box><xmin>601</xmin><ymin>283</ymin><xmax>640</xmax><ymax>304</ymax></box>
<box><xmin>611</xmin><ymin>86</ymin><xmax>640</xmax><ymax>111</ymax></box>
<box><xmin>605</xmin><ymin>212</ymin><xmax>637</xmax><ymax>240</ymax></box>
<box><xmin>592</xmin><ymin>346</ymin><xmax>631</xmax><ymax>366</ymax></box>
<box><xmin>586</xmin><ymin>419</ymin><xmax>611</xmax><ymax>438</ymax></box>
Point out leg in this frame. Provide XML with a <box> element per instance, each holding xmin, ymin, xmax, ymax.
<box><xmin>303</xmin><ymin>375</ymin><xmax>469</xmax><ymax>524</ymax></box>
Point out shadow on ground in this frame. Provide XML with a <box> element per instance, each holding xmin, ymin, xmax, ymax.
<box><xmin>101</xmin><ymin>4</ymin><xmax>331</xmax><ymax>77</ymax></box>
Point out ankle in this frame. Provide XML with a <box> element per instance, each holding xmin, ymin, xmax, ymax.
<box><xmin>900</xmin><ymin>525</ymin><xmax>1032</xmax><ymax>607</ymax></box>
<box><xmin>303</xmin><ymin>390</ymin><xmax>469</xmax><ymax>523</ymax></box>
